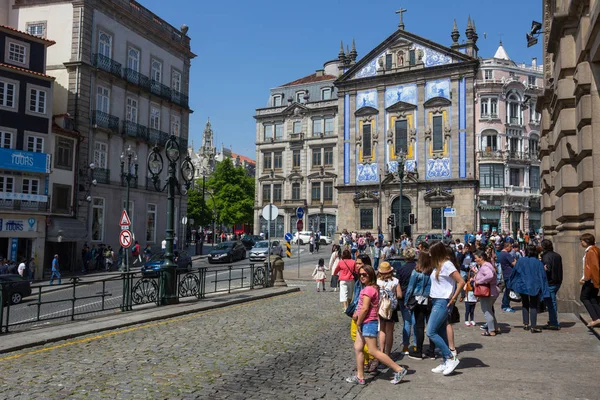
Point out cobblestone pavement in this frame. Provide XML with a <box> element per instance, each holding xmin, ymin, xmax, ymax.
<box><xmin>2</xmin><ymin>282</ymin><xmax>600</xmax><ymax>399</ymax></box>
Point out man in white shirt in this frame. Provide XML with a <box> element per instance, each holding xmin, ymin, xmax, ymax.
<box><xmin>17</xmin><ymin>261</ymin><xmax>26</xmax><ymax>277</ymax></box>
<box><xmin>382</xmin><ymin>242</ymin><xmax>390</xmax><ymax>261</ymax></box>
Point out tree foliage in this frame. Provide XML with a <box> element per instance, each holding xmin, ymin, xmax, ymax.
<box><xmin>187</xmin><ymin>158</ymin><xmax>254</xmax><ymax>229</ymax></box>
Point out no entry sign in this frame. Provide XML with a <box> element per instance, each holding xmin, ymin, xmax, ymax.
<box><xmin>120</xmin><ymin>229</ymin><xmax>133</xmax><ymax>248</ymax></box>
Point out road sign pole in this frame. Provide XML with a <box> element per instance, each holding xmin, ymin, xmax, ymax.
<box><xmin>268</xmin><ymin>203</ymin><xmax>272</xmax><ymax>287</ymax></box>
<box><xmin>297</xmin><ymin>226</ymin><xmax>300</xmax><ymax>278</ymax></box>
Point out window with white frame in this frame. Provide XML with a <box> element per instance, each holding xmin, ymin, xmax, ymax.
<box><xmin>484</xmin><ymin>70</ymin><xmax>492</xmax><ymax>80</ymax></box>
<box><xmin>7</xmin><ymin>40</ymin><xmax>27</xmax><ymax>65</ymax></box>
<box><xmin>27</xmin><ymin>136</ymin><xmax>43</xmax><ymax>153</ymax></box>
<box><xmin>490</xmin><ymin>98</ymin><xmax>498</xmax><ymax>116</ymax></box>
<box><xmin>312</xmin><ymin>119</ymin><xmax>323</xmax><ymax>136</ymax></box>
<box><xmin>0</xmin><ymin>131</ymin><xmax>13</xmax><ymax>148</ymax></box>
<box><xmin>292</xmin><ymin>183</ymin><xmax>300</xmax><ymax>200</ymax></box>
<box><xmin>127</xmin><ymin>47</ymin><xmax>140</xmax><ymax>72</ymax></box>
<box><xmin>293</xmin><ymin>121</ymin><xmax>302</xmax><ymax>136</ymax></box>
<box><xmin>0</xmin><ymin>176</ymin><xmax>14</xmax><ymax>197</ymax></box>
<box><xmin>94</xmin><ymin>142</ymin><xmax>108</xmax><ymax>169</ymax></box>
<box><xmin>126</xmin><ymin>97</ymin><xmax>138</xmax><ymax>122</ymax></box>
<box><xmin>171</xmin><ymin>115</ymin><xmax>181</xmax><ymax>136</ymax></box>
<box><xmin>264</xmin><ymin>125</ymin><xmax>273</xmax><ymax>141</ymax></box>
<box><xmin>324</xmin><ymin>147</ymin><xmax>334</xmax><ymax>166</ymax></box>
<box><xmin>481</xmin><ymin>131</ymin><xmax>498</xmax><ymax>152</ymax></box>
<box><xmin>312</xmin><ymin>148</ymin><xmax>322</xmax><ymax>167</ymax></box>
<box><xmin>22</xmin><ymin>178</ymin><xmax>39</xmax><ymax>196</ymax></box>
<box><xmin>528</xmin><ymin>76</ymin><xmax>537</xmax><ymax>87</ymax></box>
<box><xmin>26</xmin><ymin>22</ymin><xmax>46</xmax><ymax>38</ymax></box>
<box><xmin>507</xmin><ymin>93</ymin><xmax>522</xmax><ymax>125</ymax></box>
<box><xmin>0</xmin><ymin>80</ymin><xmax>16</xmax><ymax>109</ymax></box>
<box><xmin>273</xmin><ymin>152</ymin><xmax>282</xmax><ymax>169</ymax></box>
<box><xmin>311</xmin><ymin>182</ymin><xmax>321</xmax><ymax>202</ymax></box>
<box><xmin>29</xmin><ymin>88</ymin><xmax>46</xmax><ymax>114</ymax></box>
<box><xmin>146</xmin><ymin>203</ymin><xmax>157</xmax><ymax>242</ymax></box>
<box><xmin>150</xmin><ymin>106</ymin><xmax>160</xmax><ymax>130</ymax></box>
<box><xmin>321</xmin><ymin>88</ymin><xmax>332</xmax><ymax>100</ymax></box>
<box><xmin>324</xmin><ymin>117</ymin><xmax>334</xmax><ymax>136</ymax></box>
<box><xmin>272</xmin><ymin>95</ymin><xmax>282</xmax><ymax>107</ymax></box>
<box><xmin>275</xmin><ymin>123</ymin><xmax>283</xmax><ymax>139</ymax></box>
<box><xmin>55</xmin><ymin>137</ymin><xmax>74</xmax><ymax>170</ymax></box>
<box><xmin>296</xmin><ymin>91</ymin><xmax>306</xmax><ymax>103</ymax></box>
<box><xmin>92</xmin><ymin>197</ymin><xmax>105</xmax><ymax>241</ymax></box>
<box><xmin>480</xmin><ymin>99</ymin><xmax>488</xmax><ymax>117</ymax></box>
<box><xmin>98</xmin><ymin>31</ymin><xmax>112</xmax><ymax>58</ymax></box>
<box><xmin>529</xmin><ymin>137</ymin><xmax>539</xmax><ymax>158</ymax></box>
<box><xmin>151</xmin><ymin>59</ymin><xmax>162</xmax><ymax>82</ymax></box>
<box><xmin>480</xmin><ymin>98</ymin><xmax>498</xmax><ymax>118</ymax></box>
<box><xmin>96</xmin><ymin>86</ymin><xmax>110</xmax><ymax>113</ymax></box>
<box><xmin>171</xmin><ymin>70</ymin><xmax>181</xmax><ymax>93</ymax></box>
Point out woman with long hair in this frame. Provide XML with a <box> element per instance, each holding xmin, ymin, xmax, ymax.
<box><xmin>349</xmin><ymin>254</ymin><xmax>375</xmax><ymax>372</ymax></box>
<box><xmin>474</xmin><ymin>250</ymin><xmax>500</xmax><ymax>336</ymax></box>
<box><xmin>336</xmin><ymin>249</ymin><xmax>357</xmax><ymax>311</ymax></box>
<box><xmin>346</xmin><ymin>263</ymin><xmax>407</xmax><ymax>385</ymax></box>
<box><xmin>376</xmin><ymin>261</ymin><xmax>402</xmax><ymax>357</ymax></box>
<box><xmin>426</xmin><ymin>242</ymin><xmax>465</xmax><ymax>376</ymax></box>
<box><xmin>329</xmin><ymin>244</ymin><xmax>341</xmax><ymax>292</ymax></box>
<box><xmin>508</xmin><ymin>244</ymin><xmax>550</xmax><ymax>333</ymax></box>
<box><xmin>404</xmin><ymin>250</ymin><xmax>433</xmax><ymax>360</ymax></box>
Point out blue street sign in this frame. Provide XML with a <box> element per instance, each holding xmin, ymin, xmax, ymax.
<box><xmin>296</xmin><ymin>207</ymin><xmax>304</xmax><ymax>219</ymax></box>
<box><xmin>284</xmin><ymin>232</ymin><xmax>293</xmax><ymax>242</ymax></box>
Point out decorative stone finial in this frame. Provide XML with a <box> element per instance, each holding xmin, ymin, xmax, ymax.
<box><xmin>451</xmin><ymin>19</ymin><xmax>460</xmax><ymax>44</ymax></box>
<box><xmin>180</xmin><ymin>24</ymin><xmax>189</xmax><ymax>35</ymax></box>
<box><xmin>465</xmin><ymin>15</ymin><xmax>474</xmax><ymax>41</ymax></box>
<box><xmin>350</xmin><ymin>39</ymin><xmax>358</xmax><ymax>62</ymax></box>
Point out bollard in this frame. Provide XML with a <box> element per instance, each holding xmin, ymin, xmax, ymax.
<box><xmin>267</xmin><ymin>255</ymin><xmax>287</xmax><ymax>287</ymax></box>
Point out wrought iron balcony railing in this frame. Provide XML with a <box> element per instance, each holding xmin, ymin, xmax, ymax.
<box><xmin>123</xmin><ymin>120</ymin><xmax>148</xmax><ymax>141</ymax></box>
<box><xmin>0</xmin><ymin>198</ymin><xmax>50</xmax><ymax>212</ymax></box>
<box><xmin>124</xmin><ymin>68</ymin><xmax>150</xmax><ymax>90</ymax></box>
<box><xmin>93</xmin><ymin>53</ymin><xmax>122</xmax><ymax>77</ymax></box>
<box><xmin>477</xmin><ymin>150</ymin><xmax>504</xmax><ymax>160</ymax></box>
<box><xmin>149</xmin><ymin>129</ymin><xmax>170</xmax><ymax>147</ymax></box>
<box><xmin>121</xmin><ymin>175</ymin><xmax>138</xmax><ymax>189</ymax></box>
<box><xmin>150</xmin><ymin>80</ymin><xmax>172</xmax><ymax>99</ymax></box>
<box><xmin>171</xmin><ymin>91</ymin><xmax>189</xmax><ymax>108</ymax></box>
<box><xmin>92</xmin><ymin>110</ymin><xmax>120</xmax><ymax>133</ymax></box>
<box><xmin>92</xmin><ymin>168</ymin><xmax>110</xmax><ymax>184</ymax></box>
<box><xmin>506</xmin><ymin>151</ymin><xmax>531</xmax><ymax>161</ymax></box>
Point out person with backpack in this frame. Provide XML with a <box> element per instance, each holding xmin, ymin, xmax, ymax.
<box><xmin>132</xmin><ymin>241</ymin><xmax>141</xmax><ymax>266</ymax></box>
<box><xmin>376</xmin><ymin>262</ymin><xmax>401</xmax><ymax>357</ymax></box>
<box><xmin>105</xmin><ymin>246</ymin><xmax>115</xmax><ymax>271</ymax></box>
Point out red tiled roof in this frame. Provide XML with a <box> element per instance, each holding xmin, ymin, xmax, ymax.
<box><xmin>231</xmin><ymin>152</ymin><xmax>256</xmax><ymax>165</ymax></box>
<box><xmin>0</xmin><ymin>25</ymin><xmax>56</xmax><ymax>45</ymax></box>
<box><xmin>0</xmin><ymin>63</ymin><xmax>55</xmax><ymax>80</ymax></box>
<box><xmin>280</xmin><ymin>73</ymin><xmax>336</xmax><ymax>87</ymax></box>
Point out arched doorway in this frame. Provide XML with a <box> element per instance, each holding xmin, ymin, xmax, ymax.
<box><xmin>391</xmin><ymin>196</ymin><xmax>412</xmax><ymax>238</ymax></box>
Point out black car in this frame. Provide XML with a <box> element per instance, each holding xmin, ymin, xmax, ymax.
<box><xmin>0</xmin><ymin>274</ymin><xmax>32</xmax><ymax>305</ymax></box>
<box><xmin>140</xmin><ymin>250</ymin><xmax>193</xmax><ymax>277</ymax></box>
<box><xmin>207</xmin><ymin>241</ymin><xmax>246</xmax><ymax>263</ymax></box>
<box><xmin>241</xmin><ymin>236</ymin><xmax>256</xmax><ymax>250</ymax></box>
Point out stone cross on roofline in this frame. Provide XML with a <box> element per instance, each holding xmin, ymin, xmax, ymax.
<box><xmin>395</xmin><ymin>7</ymin><xmax>407</xmax><ymax>30</ymax></box>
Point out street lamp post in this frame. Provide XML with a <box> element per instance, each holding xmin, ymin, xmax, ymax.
<box><xmin>120</xmin><ymin>145</ymin><xmax>138</xmax><ymax>274</ymax></box>
<box><xmin>147</xmin><ymin>136</ymin><xmax>195</xmax><ymax>305</ymax></box>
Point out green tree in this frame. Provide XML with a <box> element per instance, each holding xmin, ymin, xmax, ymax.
<box><xmin>206</xmin><ymin>158</ymin><xmax>254</xmax><ymax>229</ymax></box>
<box><xmin>186</xmin><ymin>182</ymin><xmax>213</xmax><ymax>229</ymax></box>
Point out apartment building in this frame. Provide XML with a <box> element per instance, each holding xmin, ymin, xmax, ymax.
<box><xmin>475</xmin><ymin>43</ymin><xmax>543</xmax><ymax>234</ymax></box>
<box><xmin>4</xmin><ymin>0</ymin><xmax>195</xmax><ymax>272</ymax></box>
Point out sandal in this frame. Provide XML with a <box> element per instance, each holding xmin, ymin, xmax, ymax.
<box><xmin>481</xmin><ymin>331</ymin><xmax>496</xmax><ymax>336</ymax></box>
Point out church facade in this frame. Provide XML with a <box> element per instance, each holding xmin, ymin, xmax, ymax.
<box><xmin>334</xmin><ymin>18</ymin><xmax>480</xmax><ymax>238</ymax></box>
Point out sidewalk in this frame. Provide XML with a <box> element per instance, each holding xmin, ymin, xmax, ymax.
<box><xmin>0</xmin><ymin>286</ymin><xmax>299</xmax><ymax>354</ymax></box>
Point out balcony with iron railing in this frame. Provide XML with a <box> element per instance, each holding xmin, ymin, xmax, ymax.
<box><xmin>92</xmin><ymin>110</ymin><xmax>120</xmax><ymax>133</ymax></box>
<box><xmin>123</xmin><ymin>120</ymin><xmax>149</xmax><ymax>141</ymax></box>
<box><xmin>149</xmin><ymin>129</ymin><xmax>170</xmax><ymax>147</ymax></box>
<box><xmin>150</xmin><ymin>80</ymin><xmax>172</xmax><ymax>99</ymax></box>
<box><xmin>477</xmin><ymin>149</ymin><xmax>504</xmax><ymax>161</ymax></box>
<box><xmin>121</xmin><ymin>175</ymin><xmax>138</xmax><ymax>189</ymax></box>
<box><xmin>507</xmin><ymin>117</ymin><xmax>523</xmax><ymax>126</ymax></box>
<box><xmin>92</xmin><ymin>168</ymin><xmax>110</xmax><ymax>184</ymax></box>
<box><xmin>506</xmin><ymin>151</ymin><xmax>531</xmax><ymax>162</ymax></box>
<box><xmin>93</xmin><ymin>53</ymin><xmax>122</xmax><ymax>78</ymax></box>
<box><xmin>0</xmin><ymin>198</ymin><xmax>50</xmax><ymax>212</ymax></box>
<box><xmin>170</xmin><ymin>91</ymin><xmax>189</xmax><ymax>108</ymax></box>
<box><xmin>124</xmin><ymin>68</ymin><xmax>150</xmax><ymax>89</ymax></box>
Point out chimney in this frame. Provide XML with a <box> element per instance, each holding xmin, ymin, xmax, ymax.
<box><xmin>315</xmin><ymin>69</ymin><xmax>324</xmax><ymax>77</ymax></box>
<box><xmin>531</xmin><ymin>57</ymin><xmax>537</xmax><ymax>68</ymax></box>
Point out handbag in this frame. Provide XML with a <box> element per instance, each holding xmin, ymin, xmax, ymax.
<box><xmin>378</xmin><ymin>290</ymin><xmax>393</xmax><ymax>320</ymax></box>
<box><xmin>342</xmin><ymin>260</ymin><xmax>358</xmax><ymax>281</ymax></box>
<box><xmin>406</xmin><ymin>296</ymin><xmax>418</xmax><ymax>311</ymax></box>
<box><xmin>509</xmin><ymin>290</ymin><xmax>522</xmax><ymax>302</ymax></box>
<box><xmin>345</xmin><ymin>280</ymin><xmax>362</xmax><ymax>318</ymax></box>
<box><xmin>474</xmin><ymin>283</ymin><xmax>491</xmax><ymax>297</ymax></box>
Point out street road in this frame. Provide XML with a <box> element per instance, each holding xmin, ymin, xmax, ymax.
<box><xmin>5</xmin><ymin>244</ymin><xmax>329</xmax><ymax>331</ymax></box>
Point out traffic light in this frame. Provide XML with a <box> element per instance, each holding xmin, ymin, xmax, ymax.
<box><xmin>409</xmin><ymin>213</ymin><xmax>415</xmax><ymax>225</ymax></box>
<box><xmin>387</xmin><ymin>214</ymin><xmax>396</xmax><ymax>226</ymax></box>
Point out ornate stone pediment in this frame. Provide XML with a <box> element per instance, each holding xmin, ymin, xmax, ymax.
<box><xmin>423</xmin><ymin>97</ymin><xmax>452</xmax><ymax>108</ymax></box>
<box><xmin>381</xmin><ymin>170</ymin><xmax>419</xmax><ymax>185</ymax></box>
<box><xmin>282</xmin><ymin>103</ymin><xmax>309</xmax><ymax>117</ymax></box>
<box><xmin>307</xmin><ymin>166</ymin><xmax>337</xmax><ymax>180</ymax></box>
<box><xmin>258</xmin><ymin>172</ymin><xmax>286</xmax><ymax>182</ymax></box>
<box><xmin>355</xmin><ymin>106</ymin><xmax>379</xmax><ymax>117</ymax></box>
<box><xmin>287</xmin><ymin>170</ymin><xmax>304</xmax><ymax>182</ymax></box>
<box><xmin>353</xmin><ymin>190</ymin><xmax>380</xmax><ymax>207</ymax></box>
<box><xmin>385</xmin><ymin>100</ymin><xmax>417</xmax><ymax>114</ymax></box>
<box><xmin>423</xmin><ymin>188</ymin><xmax>454</xmax><ymax>206</ymax></box>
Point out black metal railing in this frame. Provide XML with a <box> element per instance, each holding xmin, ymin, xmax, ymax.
<box><xmin>0</xmin><ymin>199</ymin><xmax>50</xmax><ymax>212</ymax></box>
<box><xmin>93</xmin><ymin>53</ymin><xmax>122</xmax><ymax>77</ymax></box>
<box><xmin>0</xmin><ymin>264</ymin><xmax>269</xmax><ymax>334</ymax></box>
<box><xmin>171</xmin><ymin>91</ymin><xmax>189</xmax><ymax>108</ymax></box>
<box><xmin>92</xmin><ymin>110</ymin><xmax>120</xmax><ymax>133</ymax></box>
<box><xmin>506</xmin><ymin>151</ymin><xmax>531</xmax><ymax>161</ymax></box>
<box><xmin>124</xmin><ymin>68</ymin><xmax>151</xmax><ymax>89</ymax></box>
<box><xmin>121</xmin><ymin>175</ymin><xmax>138</xmax><ymax>189</ymax></box>
<box><xmin>149</xmin><ymin>129</ymin><xmax>169</xmax><ymax>147</ymax></box>
<box><xmin>123</xmin><ymin>120</ymin><xmax>148</xmax><ymax>141</ymax></box>
<box><xmin>92</xmin><ymin>167</ymin><xmax>110</xmax><ymax>184</ymax></box>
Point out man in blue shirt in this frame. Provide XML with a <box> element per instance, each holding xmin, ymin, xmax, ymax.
<box><xmin>498</xmin><ymin>243</ymin><xmax>516</xmax><ymax>311</ymax></box>
<box><xmin>50</xmin><ymin>254</ymin><xmax>61</xmax><ymax>285</ymax></box>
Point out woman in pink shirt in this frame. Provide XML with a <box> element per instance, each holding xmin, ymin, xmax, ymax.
<box><xmin>474</xmin><ymin>250</ymin><xmax>500</xmax><ymax>336</ymax></box>
<box><xmin>334</xmin><ymin>250</ymin><xmax>357</xmax><ymax>311</ymax></box>
<box><xmin>346</xmin><ymin>264</ymin><xmax>407</xmax><ymax>385</ymax></box>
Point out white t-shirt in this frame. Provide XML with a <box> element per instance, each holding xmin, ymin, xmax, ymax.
<box><xmin>17</xmin><ymin>262</ymin><xmax>26</xmax><ymax>276</ymax></box>
<box><xmin>430</xmin><ymin>260</ymin><xmax>457</xmax><ymax>299</ymax></box>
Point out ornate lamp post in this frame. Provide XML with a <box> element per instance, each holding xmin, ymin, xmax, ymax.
<box><xmin>147</xmin><ymin>135</ymin><xmax>195</xmax><ymax>305</ymax></box>
<box><xmin>120</xmin><ymin>145</ymin><xmax>138</xmax><ymax>273</ymax></box>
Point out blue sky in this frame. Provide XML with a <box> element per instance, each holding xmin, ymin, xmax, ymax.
<box><xmin>141</xmin><ymin>0</ymin><xmax>543</xmax><ymax>159</ymax></box>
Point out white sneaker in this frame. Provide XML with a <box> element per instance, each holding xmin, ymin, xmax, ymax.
<box><xmin>431</xmin><ymin>361</ymin><xmax>447</xmax><ymax>373</ymax></box>
<box><xmin>470</xmin><ymin>321</ymin><xmax>476</xmax><ymax>326</ymax></box>
<box><xmin>464</xmin><ymin>321</ymin><xmax>470</xmax><ymax>326</ymax></box>
<box><xmin>451</xmin><ymin>349</ymin><xmax>457</xmax><ymax>358</ymax></box>
<box><xmin>443</xmin><ymin>356</ymin><xmax>460</xmax><ymax>376</ymax></box>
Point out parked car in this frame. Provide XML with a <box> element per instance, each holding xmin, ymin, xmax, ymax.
<box><xmin>318</xmin><ymin>236</ymin><xmax>333</xmax><ymax>245</ymax></box>
<box><xmin>293</xmin><ymin>231</ymin><xmax>314</xmax><ymax>245</ymax></box>
<box><xmin>207</xmin><ymin>241</ymin><xmax>247</xmax><ymax>263</ymax></box>
<box><xmin>140</xmin><ymin>250</ymin><xmax>193</xmax><ymax>277</ymax></box>
<box><xmin>241</xmin><ymin>236</ymin><xmax>256</xmax><ymax>250</ymax></box>
<box><xmin>0</xmin><ymin>274</ymin><xmax>32</xmax><ymax>305</ymax></box>
<box><xmin>415</xmin><ymin>233</ymin><xmax>449</xmax><ymax>245</ymax></box>
<box><xmin>249</xmin><ymin>240</ymin><xmax>284</xmax><ymax>262</ymax></box>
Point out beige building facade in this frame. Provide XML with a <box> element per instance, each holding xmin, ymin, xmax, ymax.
<box><xmin>538</xmin><ymin>0</ymin><xmax>600</xmax><ymax>311</ymax></box>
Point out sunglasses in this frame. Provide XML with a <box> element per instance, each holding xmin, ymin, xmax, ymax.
<box><xmin>359</xmin><ymin>273</ymin><xmax>369</xmax><ymax>277</ymax></box>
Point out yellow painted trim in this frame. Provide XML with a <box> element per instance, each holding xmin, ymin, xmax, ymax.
<box><xmin>390</xmin><ymin>114</ymin><xmax>414</xmax><ymax>159</ymax></box>
<box><xmin>428</xmin><ymin>110</ymin><xmax>448</xmax><ymax>156</ymax></box>
<box><xmin>358</xmin><ymin>119</ymin><xmax>375</xmax><ymax>163</ymax></box>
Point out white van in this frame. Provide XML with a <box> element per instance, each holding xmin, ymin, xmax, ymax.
<box><xmin>293</xmin><ymin>231</ymin><xmax>313</xmax><ymax>245</ymax></box>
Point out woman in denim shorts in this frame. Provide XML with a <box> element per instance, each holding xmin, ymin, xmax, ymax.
<box><xmin>346</xmin><ymin>264</ymin><xmax>408</xmax><ymax>385</ymax></box>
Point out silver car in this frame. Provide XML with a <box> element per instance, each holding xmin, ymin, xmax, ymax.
<box><xmin>249</xmin><ymin>240</ymin><xmax>284</xmax><ymax>261</ymax></box>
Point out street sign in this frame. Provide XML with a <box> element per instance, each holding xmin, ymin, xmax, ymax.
<box><xmin>120</xmin><ymin>210</ymin><xmax>131</xmax><ymax>227</ymax></box>
<box><xmin>119</xmin><ymin>229</ymin><xmax>133</xmax><ymax>248</ymax></box>
<box><xmin>262</xmin><ymin>204</ymin><xmax>279</xmax><ymax>221</ymax></box>
<box><xmin>285</xmin><ymin>242</ymin><xmax>291</xmax><ymax>258</ymax></box>
<box><xmin>296</xmin><ymin>207</ymin><xmax>304</xmax><ymax>219</ymax></box>
<box><xmin>444</xmin><ymin>207</ymin><xmax>456</xmax><ymax>217</ymax></box>
<box><xmin>296</xmin><ymin>219</ymin><xmax>303</xmax><ymax>231</ymax></box>
<box><xmin>284</xmin><ymin>232</ymin><xmax>293</xmax><ymax>242</ymax></box>
<box><xmin>181</xmin><ymin>216</ymin><xmax>188</xmax><ymax>225</ymax></box>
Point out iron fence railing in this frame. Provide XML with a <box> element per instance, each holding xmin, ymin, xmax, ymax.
<box><xmin>93</xmin><ymin>53</ymin><xmax>122</xmax><ymax>78</ymax></box>
<box><xmin>92</xmin><ymin>110</ymin><xmax>120</xmax><ymax>133</ymax></box>
<box><xmin>0</xmin><ymin>198</ymin><xmax>50</xmax><ymax>212</ymax></box>
<box><xmin>0</xmin><ymin>264</ymin><xmax>270</xmax><ymax>334</ymax></box>
<box><xmin>92</xmin><ymin>167</ymin><xmax>110</xmax><ymax>184</ymax></box>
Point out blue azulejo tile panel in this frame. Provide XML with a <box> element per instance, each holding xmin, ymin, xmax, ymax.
<box><xmin>386</xmin><ymin>160</ymin><xmax>416</xmax><ymax>174</ymax></box>
<box><xmin>356</xmin><ymin>89</ymin><xmax>378</xmax><ymax>109</ymax></box>
<box><xmin>459</xmin><ymin>131</ymin><xmax>466</xmax><ymax>178</ymax></box>
<box><xmin>413</xmin><ymin>44</ymin><xmax>453</xmax><ymax>67</ymax></box>
<box><xmin>426</xmin><ymin>158</ymin><xmax>451</xmax><ymax>180</ymax></box>
<box><xmin>357</xmin><ymin>163</ymin><xmax>379</xmax><ymax>183</ymax></box>
<box><xmin>425</xmin><ymin>79</ymin><xmax>451</xmax><ymax>101</ymax></box>
<box><xmin>353</xmin><ymin>52</ymin><xmax>384</xmax><ymax>79</ymax></box>
<box><xmin>384</xmin><ymin>84</ymin><xmax>417</xmax><ymax>108</ymax></box>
